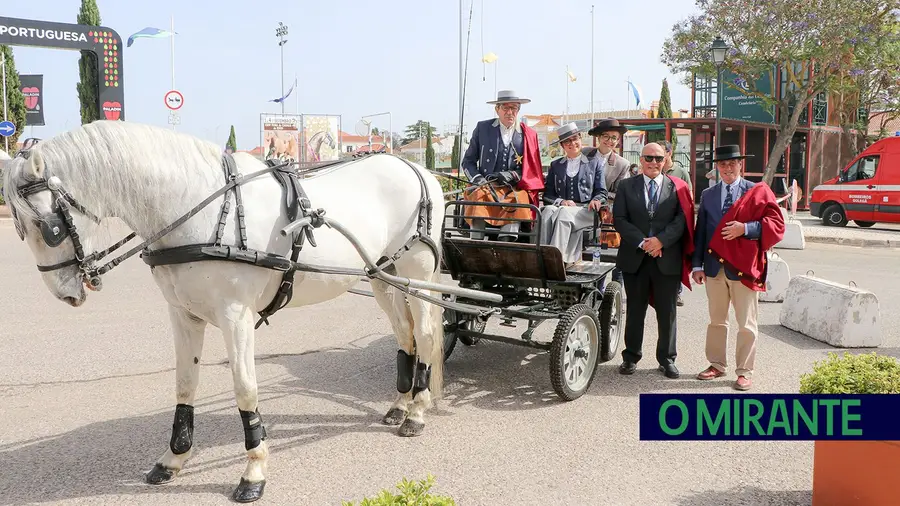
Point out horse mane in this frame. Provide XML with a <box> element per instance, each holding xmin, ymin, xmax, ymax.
<box><xmin>3</xmin><ymin>121</ymin><xmax>229</xmax><ymax>233</ymax></box>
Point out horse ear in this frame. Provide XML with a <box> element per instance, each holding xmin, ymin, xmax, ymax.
<box><xmin>28</xmin><ymin>150</ymin><xmax>46</xmax><ymax>179</ymax></box>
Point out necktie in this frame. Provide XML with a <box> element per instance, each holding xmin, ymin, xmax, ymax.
<box><xmin>648</xmin><ymin>179</ymin><xmax>658</xmax><ymax>215</ymax></box>
<box><xmin>723</xmin><ymin>184</ymin><xmax>734</xmax><ymax>214</ymax></box>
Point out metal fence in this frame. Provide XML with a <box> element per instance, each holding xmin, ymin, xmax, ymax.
<box><xmin>623</xmin><ymin>150</ymin><xmax>691</xmax><ymax>169</ymax></box>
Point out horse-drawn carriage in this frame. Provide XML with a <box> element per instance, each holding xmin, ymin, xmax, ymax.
<box><xmin>436</xmin><ymin>185</ymin><xmax>625</xmax><ymax>401</ymax></box>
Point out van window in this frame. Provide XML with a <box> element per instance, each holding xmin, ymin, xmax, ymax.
<box><xmin>844</xmin><ymin>155</ymin><xmax>880</xmax><ymax>182</ymax></box>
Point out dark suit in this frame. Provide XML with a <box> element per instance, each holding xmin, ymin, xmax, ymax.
<box><xmin>613</xmin><ymin>174</ymin><xmax>687</xmax><ymax>366</ymax></box>
<box><xmin>461</xmin><ymin>118</ymin><xmax>525</xmax><ymax>181</ymax></box>
<box><xmin>543</xmin><ymin>154</ymin><xmax>607</xmax><ymax>205</ymax></box>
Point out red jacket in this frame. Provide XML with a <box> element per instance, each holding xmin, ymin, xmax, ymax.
<box><xmin>517</xmin><ymin>122</ymin><xmax>545</xmax><ymax>208</ymax></box>
<box><xmin>708</xmin><ymin>183</ymin><xmax>786</xmax><ymax>291</ymax></box>
<box><xmin>671</xmin><ymin>176</ymin><xmax>696</xmax><ymax>291</ymax></box>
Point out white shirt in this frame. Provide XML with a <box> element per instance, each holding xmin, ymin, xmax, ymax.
<box><xmin>565</xmin><ymin>156</ymin><xmax>581</xmax><ymax>177</ymax></box>
<box><xmin>642</xmin><ymin>173</ymin><xmax>665</xmax><ymax>209</ymax></box>
<box><xmin>500</xmin><ymin>122</ymin><xmax>514</xmax><ymax>146</ymax></box>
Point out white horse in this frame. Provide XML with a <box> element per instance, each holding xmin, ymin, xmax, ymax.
<box><xmin>1</xmin><ymin>120</ymin><xmax>449</xmax><ymax>503</ymax></box>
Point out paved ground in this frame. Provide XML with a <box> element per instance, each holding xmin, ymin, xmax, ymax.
<box><xmin>0</xmin><ymin>218</ymin><xmax>897</xmax><ymax>506</ymax></box>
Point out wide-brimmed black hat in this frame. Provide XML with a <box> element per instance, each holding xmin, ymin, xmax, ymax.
<box><xmin>486</xmin><ymin>89</ymin><xmax>531</xmax><ymax>105</ymax></box>
<box><xmin>551</xmin><ymin>122</ymin><xmax>582</xmax><ymax>145</ymax></box>
<box><xmin>587</xmin><ymin>118</ymin><xmax>628</xmax><ymax>136</ymax></box>
<box><xmin>711</xmin><ymin>144</ymin><xmax>753</xmax><ymax>161</ymax></box>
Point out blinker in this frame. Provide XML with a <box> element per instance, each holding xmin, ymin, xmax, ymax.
<box><xmin>40</xmin><ymin>214</ymin><xmax>69</xmax><ymax>247</ymax></box>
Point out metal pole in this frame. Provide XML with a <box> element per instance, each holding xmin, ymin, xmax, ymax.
<box><xmin>590</xmin><ymin>5</ymin><xmax>594</xmax><ymax>126</ymax></box>
<box><xmin>170</xmin><ymin>15</ymin><xmax>176</xmax><ymax>131</ymax></box>
<box><xmin>2</xmin><ymin>51</ymin><xmax>8</xmax><ymax>152</ymax></box>
<box><xmin>715</xmin><ymin>66</ymin><xmax>722</xmax><ymax>178</ymax></box>
<box><xmin>280</xmin><ymin>43</ymin><xmax>284</xmax><ymax>114</ymax></box>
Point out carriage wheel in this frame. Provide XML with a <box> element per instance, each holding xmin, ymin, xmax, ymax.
<box><xmin>550</xmin><ymin>304</ymin><xmax>601</xmax><ymax>401</ymax></box>
<box><xmin>459</xmin><ymin>317</ymin><xmax>485</xmax><ymax>346</ymax></box>
<box><xmin>599</xmin><ymin>281</ymin><xmax>624</xmax><ymax>363</ymax></box>
<box><xmin>442</xmin><ymin>307</ymin><xmax>460</xmax><ymax>362</ymax></box>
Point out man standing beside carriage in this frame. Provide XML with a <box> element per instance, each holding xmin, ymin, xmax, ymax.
<box><xmin>460</xmin><ymin>89</ymin><xmax>545</xmax><ymax>241</ymax></box>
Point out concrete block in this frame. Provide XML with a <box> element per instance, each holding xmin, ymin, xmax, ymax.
<box><xmin>779</xmin><ymin>275</ymin><xmax>881</xmax><ymax>348</ymax></box>
<box><xmin>776</xmin><ymin>221</ymin><xmax>806</xmax><ymax>250</ymax></box>
<box><xmin>760</xmin><ymin>251</ymin><xmax>791</xmax><ymax>302</ymax></box>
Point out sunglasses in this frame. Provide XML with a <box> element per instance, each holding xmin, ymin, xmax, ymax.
<box><xmin>642</xmin><ymin>155</ymin><xmax>665</xmax><ymax>163</ymax></box>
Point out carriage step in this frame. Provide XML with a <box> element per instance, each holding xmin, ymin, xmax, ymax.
<box><xmin>499</xmin><ymin>318</ymin><xmax>517</xmax><ymax>328</ymax></box>
<box><xmin>565</xmin><ymin>260</ymin><xmax>615</xmax><ymax>276</ymax></box>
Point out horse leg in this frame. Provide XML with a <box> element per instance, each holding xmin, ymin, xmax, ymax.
<box><xmin>370</xmin><ymin>278</ymin><xmax>416</xmax><ymax>426</ymax></box>
<box><xmin>397</xmin><ymin>283</ymin><xmax>444</xmax><ymax>437</ymax></box>
<box><xmin>145</xmin><ymin>305</ymin><xmax>207</xmax><ymax>485</ymax></box>
<box><xmin>219</xmin><ymin>305</ymin><xmax>268</xmax><ymax>503</ymax></box>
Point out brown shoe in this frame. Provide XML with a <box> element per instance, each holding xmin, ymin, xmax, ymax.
<box><xmin>697</xmin><ymin>366</ymin><xmax>725</xmax><ymax>380</ymax></box>
<box><xmin>734</xmin><ymin>376</ymin><xmax>752</xmax><ymax>391</ymax></box>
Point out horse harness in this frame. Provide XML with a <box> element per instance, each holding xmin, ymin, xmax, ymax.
<box><xmin>9</xmin><ymin>147</ymin><xmax>438</xmax><ymax>328</ymax></box>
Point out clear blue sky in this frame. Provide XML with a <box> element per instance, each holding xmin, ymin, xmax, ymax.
<box><xmin>5</xmin><ymin>0</ymin><xmax>700</xmax><ymax>150</ymax></box>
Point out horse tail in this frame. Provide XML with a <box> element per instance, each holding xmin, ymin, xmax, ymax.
<box><xmin>427</xmin><ymin>261</ymin><xmax>445</xmax><ymax>403</ymax></box>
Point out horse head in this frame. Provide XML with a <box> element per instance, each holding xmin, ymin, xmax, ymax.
<box><xmin>2</xmin><ymin>141</ymin><xmax>100</xmax><ymax>307</ymax></box>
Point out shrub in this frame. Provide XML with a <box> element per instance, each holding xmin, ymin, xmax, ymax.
<box><xmin>799</xmin><ymin>352</ymin><xmax>900</xmax><ymax>394</ymax></box>
<box><xmin>342</xmin><ymin>475</ymin><xmax>456</xmax><ymax>506</ymax></box>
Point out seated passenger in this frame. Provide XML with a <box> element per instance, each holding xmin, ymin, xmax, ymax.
<box><xmin>540</xmin><ymin>123</ymin><xmax>608</xmax><ymax>265</ymax></box>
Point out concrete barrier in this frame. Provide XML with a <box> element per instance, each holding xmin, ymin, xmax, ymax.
<box><xmin>779</xmin><ymin>275</ymin><xmax>881</xmax><ymax>348</ymax></box>
<box><xmin>775</xmin><ymin>221</ymin><xmax>806</xmax><ymax>250</ymax></box>
<box><xmin>760</xmin><ymin>251</ymin><xmax>790</xmax><ymax>302</ymax></box>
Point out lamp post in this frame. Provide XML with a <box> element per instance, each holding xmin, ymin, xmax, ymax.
<box><xmin>362</xmin><ymin>112</ymin><xmax>393</xmax><ymax>154</ymax></box>
<box><xmin>710</xmin><ymin>36</ymin><xmax>728</xmax><ymax>149</ymax></box>
<box><xmin>275</xmin><ymin>22</ymin><xmax>289</xmax><ymax>115</ymax></box>
<box><xmin>710</xmin><ymin>36</ymin><xmax>729</xmax><ymax>181</ymax></box>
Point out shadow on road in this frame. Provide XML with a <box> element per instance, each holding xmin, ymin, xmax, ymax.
<box><xmin>676</xmin><ymin>486</ymin><xmax>811</xmax><ymax>506</ymax></box>
<box><xmin>758</xmin><ymin>324</ymin><xmax>837</xmax><ymax>351</ymax></box>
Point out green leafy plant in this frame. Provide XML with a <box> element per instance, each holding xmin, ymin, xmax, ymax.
<box><xmin>799</xmin><ymin>352</ymin><xmax>900</xmax><ymax>394</ymax></box>
<box><xmin>342</xmin><ymin>475</ymin><xmax>456</xmax><ymax>506</ymax></box>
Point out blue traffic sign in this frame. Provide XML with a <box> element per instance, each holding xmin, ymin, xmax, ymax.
<box><xmin>0</xmin><ymin>121</ymin><xmax>15</xmax><ymax>137</ymax></box>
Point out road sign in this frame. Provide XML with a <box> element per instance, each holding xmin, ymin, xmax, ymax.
<box><xmin>0</xmin><ymin>121</ymin><xmax>15</xmax><ymax>137</ymax></box>
<box><xmin>164</xmin><ymin>90</ymin><xmax>184</xmax><ymax>111</ymax></box>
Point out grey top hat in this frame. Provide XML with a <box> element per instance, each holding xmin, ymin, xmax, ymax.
<box><xmin>487</xmin><ymin>89</ymin><xmax>531</xmax><ymax>105</ymax></box>
<box><xmin>551</xmin><ymin>122</ymin><xmax>582</xmax><ymax>145</ymax></box>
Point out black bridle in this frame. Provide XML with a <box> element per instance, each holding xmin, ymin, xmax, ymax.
<box><xmin>9</xmin><ymin>148</ymin><xmax>138</xmax><ymax>289</ymax></box>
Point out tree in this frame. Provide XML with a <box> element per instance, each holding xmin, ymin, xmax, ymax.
<box><xmin>425</xmin><ymin>122</ymin><xmax>435</xmax><ymax>171</ymax></box>
<box><xmin>76</xmin><ymin>0</ymin><xmax>102</xmax><ymax>124</ymax></box>
<box><xmin>403</xmin><ymin>120</ymin><xmax>436</xmax><ymax>144</ymax></box>
<box><xmin>649</xmin><ymin>78</ymin><xmax>674</xmax><ymax>145</ymax></box>
<box><xmin>226</xmin><ymin>125</ymin><xmax>238</xmax><ymax>152</ymax></box>
<box><xmin>661</xmin><ymin>0</ymin><xmax>897</xmax><ymax>184</ymax></box>
<box><xmin>831</xmin><ymin>19</ymin><xmax>900</xmax><ymax>155</ymax></box>
<box><xmin>0</xmin><ymin>45</ymin><xmax>27</xmax><ymax>151</ymax></box>
<box><xmin>450</xmin><ymin>134</ymin><xmax>461</xmax><ymax>174</ymax></box>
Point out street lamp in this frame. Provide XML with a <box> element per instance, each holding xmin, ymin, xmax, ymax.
<box><xmin>275</xmin><ymin>22</ymin><xmax>289</xmax><ymax>115</ymax></box>
<box><xmin>710</xmin><ymin>36</ymin><xmax>728</xmax><ymax>149</ymax></box>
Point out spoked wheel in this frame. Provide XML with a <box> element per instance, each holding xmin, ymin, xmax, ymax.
<box><xmin>441</xmin><ymin>297</ymin><xmax>488</xmax><ymax>362</ymax></box>
<box><xmin>599</xmin><ymin>281</ymin><xmax>624</xmax><ymax>362</ymax></box>
<box><xmin>550</xmin><ymin>304</ymin><xmax>601</xmax><ymax>401</ymax></box>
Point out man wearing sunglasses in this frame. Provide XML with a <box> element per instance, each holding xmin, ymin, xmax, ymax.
<box><xmin>460</xmin><ymin>90</ymin><xmax>545</xmax><ymax>241</ymax></box>
<box><xmin>613</xmin><ymin>142</ymin><xmax>695</xmax><ymax>380</ymax></box>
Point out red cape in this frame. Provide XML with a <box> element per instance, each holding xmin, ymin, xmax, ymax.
<box><xmin>517</xmin><ymin>122</ymin><xmax>545</xmax><ymax>208</ymax></box>
<box><xmin>649</xmin><ymin>175</ymin><xmax>695</xmax><ymax>308</ymax></box>
<box><xmin>708</xmin><ymin>182</ymin><xmax>786</xmax><ymax>291</ymax></box>
<box><xmin>671</xmin><ymin>175</ymin><xmax>696</xmax><ymax>291</ymax></box>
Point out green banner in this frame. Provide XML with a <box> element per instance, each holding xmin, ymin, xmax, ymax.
<box><xmin>720</xmin><ymin>70</ymin><xmax>775</xmax><ymax>124</ymax></box>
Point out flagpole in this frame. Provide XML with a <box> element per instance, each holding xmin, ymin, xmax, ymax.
<box><xmin>170</xmin><ymin>15</ymin><xmax>176</xmax><ymax>131</ymax></box>
<box><xmin>295</xmin><ymin>73</ymin><xmax>299</xmax><ymax>115</ymax></box>
<box><xmin>2</xmin><ymin>51</ymin><xmax>7</xmax><ymax>153</ymax></box>
<box><xmin>565</xmin><ymin>65</ymin><xmax>569</xmax><ymax>124</ymax></box>
<box><xmin>590</xmin><ymin>5</ymin><xmax>594</xmax><ymax>127</ymax></box>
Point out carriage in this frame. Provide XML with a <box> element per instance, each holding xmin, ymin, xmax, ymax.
<box><xmin>435</xmin><ymin>191</ymin><xmax>625</xmax><ymax>401</ymax></box>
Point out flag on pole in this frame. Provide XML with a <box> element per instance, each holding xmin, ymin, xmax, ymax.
<box><xmin>481</xmin><ymin>52</ymin><xmax>498</xmax><ymax>63</ymax></box>
<box><xmin>627</xmin><ymin>80</ymin><xmax>643</xmax><ymax>107</ymax></box>
<box><xmin>567</xmin><ymin>69</ymin><xmax>577</xmax><ymax>82</ymax></box>
<box><xmin>126</xmin><ymin>27</ymin><xmax>177</xmax><ymax>47</ymax></box>
<box><xmin>269</xmin><ymin>78</ymin><xmax>296</xmax><ymax>103</ymax></box>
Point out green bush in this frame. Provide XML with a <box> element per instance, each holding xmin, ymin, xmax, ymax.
<box><xmin>799</xmin><ymin>352</ymin><xmax>900</xmax><ymax>394</ymax></box>
<box><xmin>342</xmin><ymin>475</ymin><xmax>456</xmax><ymax>506</ymax></box>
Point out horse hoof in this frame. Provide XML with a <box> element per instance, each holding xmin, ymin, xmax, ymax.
<box><xmin>232</xmin><ymin>478</ymin><xmax>265</xmax><ymax>503</ymax></box>
<box><xmin>144</xmin><ymin>463</ymin><xmax>177</xmax><ymax>485</ymax></box>
<box><xmin>397</xmin><ymin>418</ymin><xmax>424</xmax><ymax>437</ymax></box>
<box><xmin>382</xmin><ymin>408</ymin><xmax>407</xmax><ymax>426</ymax></box>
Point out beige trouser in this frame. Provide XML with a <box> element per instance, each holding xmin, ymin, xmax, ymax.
<box><xmin>704</xmin><ymin>269</ymin><xmax>759</xmax><ymax>378</ymax></box>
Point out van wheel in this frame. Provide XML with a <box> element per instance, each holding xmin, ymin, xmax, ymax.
<box><xmin>822</xmin><ymin>205</ymin><xmax>847</xmax><ymax>227</ymax></box>
<box><xmin>855</xmin><ymin>221</ymin><xmax>876</xmax><ymax>228</ymax></box>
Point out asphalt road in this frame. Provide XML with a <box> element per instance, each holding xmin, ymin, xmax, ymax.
<box><xmin>0</xmin><ymin>219</ymin><xmax>897</xmax><ymax>506</ymax></box>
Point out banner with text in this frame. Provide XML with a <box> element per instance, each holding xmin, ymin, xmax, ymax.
<box><xmin>19</xmin><ymin>74</ymin><xmax>45</xmax><ymax>126</ymax></box>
